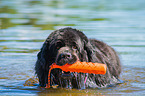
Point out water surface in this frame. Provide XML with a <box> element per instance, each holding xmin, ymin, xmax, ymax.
<box><xmin>0</xmin><ymin>0</ymin><xmax>145</xmax><ymax>95</ymax></box>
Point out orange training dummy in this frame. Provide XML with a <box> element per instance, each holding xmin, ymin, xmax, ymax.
<box><xmin>45</xmin><ymin>61</ymin><xmax>107</xmax><ymax>88</ymax></box>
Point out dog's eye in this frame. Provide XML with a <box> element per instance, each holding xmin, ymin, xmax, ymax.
<box><xmin>73</xmin><ymin>46</ymin><xmax>77</xmax><ymax>49</ymax></box>
<box><xmin>56</xmin><ymin>46</ymin><xmax>60</xmax><ymax>49</ymax></box>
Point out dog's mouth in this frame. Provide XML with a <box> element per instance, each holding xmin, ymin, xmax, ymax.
<box><xmin>61</xmin><ymin>71</ymin><xmax>73</xmax><ymax>79</ymax></box>
<box><xmin>59</xmin><ymin>71</ymin><xmax>74</xmax><ymax>89</ymax></box>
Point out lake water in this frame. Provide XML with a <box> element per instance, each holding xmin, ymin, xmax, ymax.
<box><xmin>0</xmin><ymin>0</ymin><xmax>145</xmax><ymax>95</ymax></box>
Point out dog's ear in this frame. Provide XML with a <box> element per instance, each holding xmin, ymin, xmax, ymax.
<box><xmin>84</xmin><ymin>41</ymin><xmax>104</xmax><ymax>63</ymax></box>
<box><xmin>35</xmin><ymin>41</ymin><xmax>52</xmax><ymax>87</ymax></box>
<box><xmin>84</xmin><ymin>41</ymin><xmax>96</xmax><ymax>62</ymax></box>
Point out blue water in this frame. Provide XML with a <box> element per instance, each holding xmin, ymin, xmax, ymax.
<box><xmin>0</xmin><ymin>0</ymin><xmax>145</xmax><ymax>95</ymax></box>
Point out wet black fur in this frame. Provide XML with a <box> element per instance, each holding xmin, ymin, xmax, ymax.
<box><xmin>35</xmin><ymin>27</ymin><xmax>121</xmax><ymax>89</ymax></box>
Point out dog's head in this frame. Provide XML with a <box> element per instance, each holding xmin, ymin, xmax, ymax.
<box><xmin>36</xmin><ymin>28</ymin><xmax>94</xmax><ymax>89</ymax></box>
<box><xmin>47</xmin><ymin>28</ymin><xmax>90</xmax><ymax>65</ymax></box>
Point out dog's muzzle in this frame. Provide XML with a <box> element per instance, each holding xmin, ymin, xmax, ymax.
<box><xmin>55</xmin><ymin>47</ymin><xmax>77</xmax><ymax>66</ymax></box>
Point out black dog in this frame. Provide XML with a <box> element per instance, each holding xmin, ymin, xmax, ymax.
<box><xmin>35</xmin><ymin>27</ymin><xmax>121</xmax><ymax>89</ymax></box>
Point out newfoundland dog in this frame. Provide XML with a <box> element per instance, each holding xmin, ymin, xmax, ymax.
<box><xmin>35</xmin><ymin>27</ymin><xmax>121</xmax><ymax>89</ymax></box>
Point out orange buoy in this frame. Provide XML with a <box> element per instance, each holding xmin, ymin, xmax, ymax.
<box><xmin>45</xmin><ymin>61</ymin><xmax>107</xmax><ymax>88</ymax></box>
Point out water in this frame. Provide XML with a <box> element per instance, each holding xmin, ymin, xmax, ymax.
<box><xmin>0</xmin><ymin>0</ymin><xmax>145</xmax><ymax>95</ymax></box>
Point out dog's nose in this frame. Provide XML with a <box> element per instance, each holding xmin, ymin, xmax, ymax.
<box><xmin>60</xmin><ymin>53</ymin><xmax>71</xmax><ymax>59</ymax></box>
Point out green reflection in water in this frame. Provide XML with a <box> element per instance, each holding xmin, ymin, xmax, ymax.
<box><xmin>0</xmin><ymin>7</ymin><xmax>75</xmax><ymax>30</ymax></box>
<box><xmin>0</xmin><ymin>46</ymin><xmax>39</xmax><ymax>53</ymax></box>
<box><xmin>0</xmin><ymin>6</ymin><xmax>17</xmax><ymax>14</ymax></box>
<box><xmin>0</xmin><ymin>6</ymin><xmax>17</xmax><ymax>29</ymax></box>
<box><xmin>0</xmin><ymin>0</ymin><xmax>108</xmax><ymax>30</ymax></box>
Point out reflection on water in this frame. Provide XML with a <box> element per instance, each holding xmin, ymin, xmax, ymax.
<box><xmin>0</xmin><ymin>0</ymin><xmax>145</xmax><ymax>95</ymax></box>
